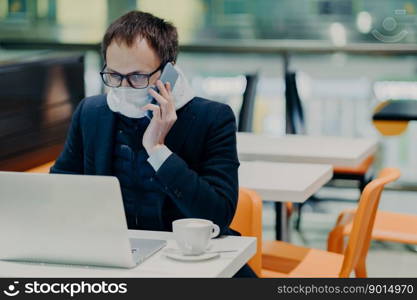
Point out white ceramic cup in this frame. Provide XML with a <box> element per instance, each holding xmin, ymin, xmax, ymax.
<box><xmin>172</xmin><ymin>218</ymin><xmax>220</xmax><ymax>256</ymax></box>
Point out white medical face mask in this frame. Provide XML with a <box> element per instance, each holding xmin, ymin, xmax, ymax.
<box><xmin>106</xmin><ymin>65</ymin><xmax>195</xmax><ymax>118</ymax></box>
<box><xmin>106</xmin><ymin>86</ymin><xmax>153</xmax><ymax>118</ymax></box>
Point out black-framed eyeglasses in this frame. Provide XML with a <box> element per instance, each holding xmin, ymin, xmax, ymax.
<box><xmin>100</xmin><ymin>63</ymin><xmax>163</xmax><ymax>89</ymax></box>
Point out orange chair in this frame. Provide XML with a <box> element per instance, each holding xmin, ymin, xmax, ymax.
<box><xmin>230</xmin><ymin>187</ymin><xmax>263</xmax><ymax>276</ymax></box>
<box><xmin>230</xmin><ymin>187</ymin><xmax>287</xmax><ymax>277</ymax></box>
<box><xmin>348</xmin><ymin>100</ymin><xmax>417</xmax><ymax>249</ymax></box>
<box><xmin>333</xmin><ymin>155</ymin><xmax>375</xmax><ymax>190</ymax></box>
<box><xmin>262</xmin><ymin>168</ymin><xmax>400</xmax><ymax>278</ymax></box>
<box><xmin>329</xmin><ymin>101</ymin><xmax>417</xmax><ymax>250</ymax></box>
<box><xmin>328</xmin><ymin>192</ymin><xmax>417</xmax><ymax>252</ymax></box>
<box><xmin>296</xmin><ymin>155</ymin><xmax>375</xmax><ymax>230</ymax></box>
<box><xmin>25</xmin><ymin>161</ymin><xmax>55</xmax><ymax>173</ymax></box>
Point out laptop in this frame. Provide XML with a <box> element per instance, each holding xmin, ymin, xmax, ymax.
<box><xmin>0</xmin><ymin>171</ymin><xmax>166</xmax><ymax>268</ymax></box>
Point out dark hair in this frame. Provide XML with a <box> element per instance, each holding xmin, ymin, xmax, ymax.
<box><xmin>102</xmin><ymin>11</ymin><xmax>178</xmax><ymax>64</ymax></box>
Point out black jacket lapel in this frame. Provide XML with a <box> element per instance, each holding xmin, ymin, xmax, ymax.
<box><xmin>94</xmin><ymin>103</ymin><xmax>116</xmax><ymax>175</ymax></box>
<box><xmin>165</xmin><ymin>100</ymin><xmax>196</xmax><ymax>155</ymax></box>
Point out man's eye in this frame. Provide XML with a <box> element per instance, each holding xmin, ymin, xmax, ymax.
<box><xmin>109</xmin><ymin>73</ymin><xmax>120</xmax><ymax>79</ymax></box>
<box><xmin>129</xmin><ymin>74</ymin><xmax>145</xmax><ymax>82</ymax></box>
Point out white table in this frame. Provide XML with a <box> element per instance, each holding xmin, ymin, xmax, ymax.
<box><xmin>0</xmin><ymin>230</ymin><xmax>256</xmax><ymax>278</ymax></box>
<box><xmin>239</xmin><ymin>161</ymin><xmax>333</xmax><ymax>203</ymax></box>
<box><xmin>239</xmin><ymin>161</ymin><xmax>333</xmax><ymax>241</ymax></box>
<box><xmin>237</xmin><ymin>132</ymin><xmax>378</xmax><ymax>167</ymax></box>
<box><xmin>237</xmin><ymin>133</ymin><xmax>377</xmax><ymax>240</ymax></box>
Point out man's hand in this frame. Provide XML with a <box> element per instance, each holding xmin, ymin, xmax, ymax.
<box><xmin>142</xmin><ymin>80</ymin><xmax>177</xmax><ymax>156</ymax></box>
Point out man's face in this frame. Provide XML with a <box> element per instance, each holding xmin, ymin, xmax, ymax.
<box><xmin>105</xmin><ymin>37</ymin><xmax>161</xmax><ymax>88</ymax></box>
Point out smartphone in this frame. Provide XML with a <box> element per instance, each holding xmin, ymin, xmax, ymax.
<box><xmin>147</xmin><ymin>62</ymin><xmax>179</xmax><ymax>119</ymax></box>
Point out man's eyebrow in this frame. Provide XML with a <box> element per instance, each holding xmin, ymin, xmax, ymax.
<box><xmin>105</xmin><ymin>67</ymin><xmax>144</xmax><ymax>74</ymax></box>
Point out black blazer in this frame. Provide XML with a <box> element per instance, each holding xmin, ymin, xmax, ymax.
<box><xmin>50</xmin><ymin>95</ymin><xmax>240</xmax><ymax>235</ymax></box>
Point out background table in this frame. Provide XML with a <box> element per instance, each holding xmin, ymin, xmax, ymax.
<box><xmin>237</xmin><ymin>133</ymin><xmax>377</xmax><ymax>240</ymax></box>
<box><xmin>239</xmin><ymin>161</ymin><xmax>333</xmax><ymax>241</ymax></box>
<box><xmin>237</xmin><ymin>133</ymin><xmax>378</xmax><ymax>167</ymax></box>
<box><xmin>0</xmin><ymin>230</ymin><xmax>256</xmax><ymax>278</ymax></box>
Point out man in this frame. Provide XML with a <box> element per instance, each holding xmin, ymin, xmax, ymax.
<box><xmin>50</xmin><ymin>11</ymin><xmax>255</xmax><ymax>277</ymax></box>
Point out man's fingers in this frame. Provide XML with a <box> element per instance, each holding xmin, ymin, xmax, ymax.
<box><xmin>148</xmin><ymin>88</ymin><xmax>168</xmax><ymax>107</ymax></box>
<box><xmin>156</xmin><ymin>80</ymin><xmax>170</xmax><ymax>99</ymax></box>
<box><xmin>165</xmin><ymin>82</ymin><xmax>172</xmax><ymax>93</ymax></box>
<box><xmin>148</xmin><ymin>90</ymin><xmax>169</xmax><ymax>120</ymax></box>
<box><xmin>142</xmin><ymin>104</ymin><xmax>161</xmax><ymax>119</ymax></box>
<box><xmin>164</xmin><ymin>82</ymin><xmax>175</xmax><ymax>110</ymax></box>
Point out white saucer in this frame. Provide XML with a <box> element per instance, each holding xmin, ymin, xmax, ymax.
<box><xmin>163</xmin><ymin>248</ymin><xmax>219</xmax><ymax>262</ymax></box>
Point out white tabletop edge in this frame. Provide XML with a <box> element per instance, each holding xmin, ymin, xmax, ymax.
<box><xmin>0</xmin><ymin>231</ymin><xmax>257</xmax><ymax>278</ymax></box>
<box><xmin>216</xmin><ymin>237</ymin><xmax>257</xmax><ymax>278</ymax></box>
<box><xmin>301</xmin><ymin>166</ymin><xmax>334</xmax><ymax>203</ymax></box>
<box><xmin>237</xmin><ymin>133</ymin><xmax>379</xmax><ymax>167</ymax></box>
<box><xmin>240</xmin><ymin>162</ymin><xmax>333</xmax><ymax>203</ymax></box>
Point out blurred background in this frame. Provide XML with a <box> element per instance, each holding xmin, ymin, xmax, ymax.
<box><xmin>1</xmin><ymin>0</ymin><xmax>417</xmax><ymax>276</ymax></box>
